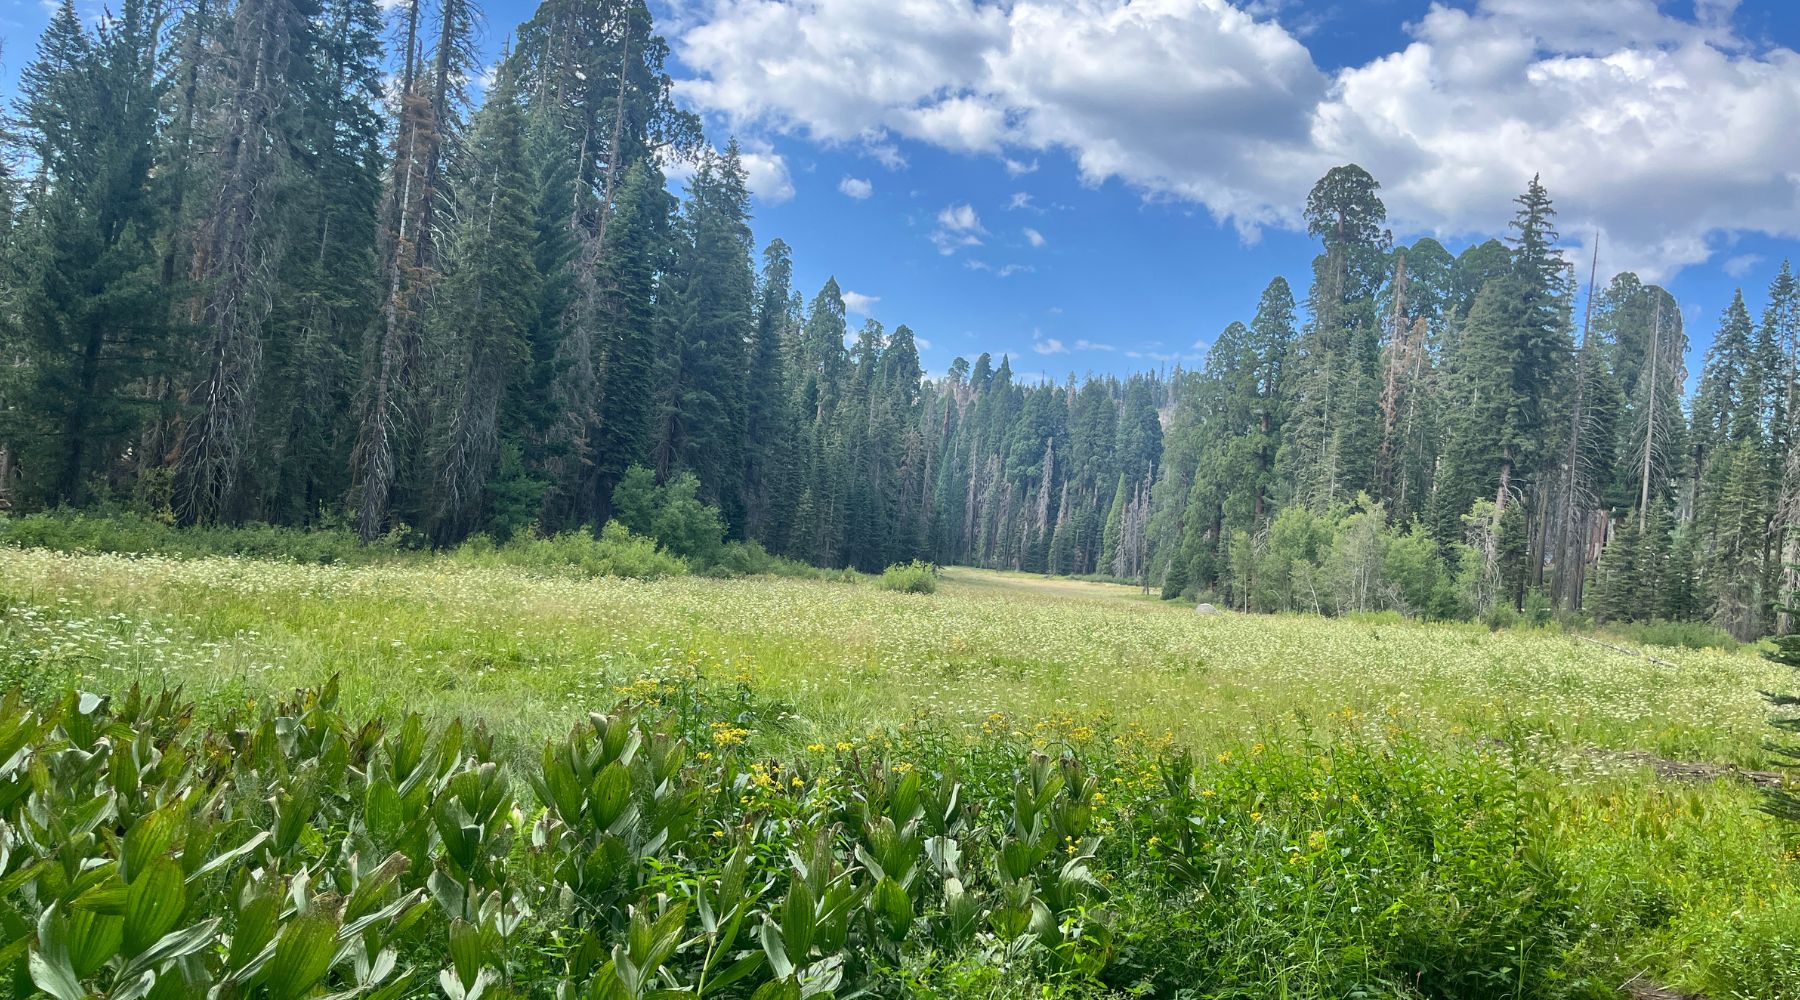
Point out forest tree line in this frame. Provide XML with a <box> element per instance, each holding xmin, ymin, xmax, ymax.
<box><xmin>0</xmin><ymin>0</ymin><xmax>1794</xmax><ymax>637</ymax></box>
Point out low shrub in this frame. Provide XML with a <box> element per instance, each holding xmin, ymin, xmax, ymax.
<box><xmin>1601</xmin><ymin>617</ymin><xmax>1740</xmax><ymax>652</ymax></box>
<box><xmin>453</xmin><ymin>520</ymin><xmax>688</xmax><ymax>580</ymax></box>
<box><xmin>703</xmin><ymin>539</ymin><xmax>850</xmax><ymax>580</ymax></box>
<box><xmin>0</xmin><ymin>509</ymin><xmax>409</xmax><ymax>564</ymax></box>
<box><xmin>877</xmin><ymin>559</ymin><xmax>938</xmax><ymax>594</ymax></box>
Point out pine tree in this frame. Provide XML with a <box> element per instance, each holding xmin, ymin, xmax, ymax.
<box><xmin>1706</xmin><ymin>436</ymin><xmax>1774</xmax><ymax>640</ymax></box>
<box><xmin>1434</xmin><ymin>176</ymin><xmax>1573</xmax><ymax>570</ymax></box>
<box><xmin>1100</xmin><ymin>474</ymin><xmax>1128</xmax><ymax>576</ymax></box>
<box><xmin>3</xmin><ymin>0</ymin><xmax>171</xmax><ymax>506</ymax></box>
<box><xmin>1589</xmin><ymin>515</ymin><xmax>1641</xmax><ymax>624</ymax></box>
<box><xmin>586</xmin><ymin>160</ymin><xmax>673</xmax><ymax>521</ymax></box>
<box><xmin>429</xmin><ymin>59</ymin><xmax>542</xmax><ymax>542</ymax></box>
<box><xmin>741</xmin><ymin>239</ymin><xmax>796</xmax><ymax>547</ymax></box>
<box><xmin>651</xmin><ymin>143</ymin><xmax>755</xmax><ymax>526</ymax></box>
<box><xmin>262</xmin><ymin>0</ymin><xmax>385</xmax><ymax>525</ymax></box>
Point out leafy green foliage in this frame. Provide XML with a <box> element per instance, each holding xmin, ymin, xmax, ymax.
<box><xmin>611</xmin><ymin>466</ymin><xmax>726</xmax><ymax>566</ymax></box>
<box><xmin>0</xmin><ymin>681</ymin><xmax>1131</xmax><ymax>998</ymax></box>
<box><xmin>0</xmin><ymin>510</ymin><xmax>413</xmax><ymax>564</ymax></box>
<box><xmin>452</xmin><ymin>521</ymin><xmax>689</xmax><ymax>580</ymax></box>
<box><xmin>877</xmin><ymin>561</ymin><xmax>938</xmax><ymax>595</ymax></box>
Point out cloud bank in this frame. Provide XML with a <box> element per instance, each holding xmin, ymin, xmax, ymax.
<box><xmin>672</xmin><ymin>0</ymin><xmax>1800</xmax><ymax>278</ymax></box>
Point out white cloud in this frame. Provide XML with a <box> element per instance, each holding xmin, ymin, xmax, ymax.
<box><xmin>932</xmin><ymin>202</ymin><xmax>986</xmax><ymax>254</ymax></box>
<box><xmin>673</xmin><ymin>0</ymin><xmax>1800</xmax><ymax>278</ymax></box>
<box><xmin>741</xmin><ymin>150</ymin><xmax>795</xmax><ymax>203</ymax></box>
<box><xmin>1007</xmin><ymin>192</ymin><xmax>1037</xmax><ymax>212</ymax></box>
<box><xmin>1722</xmin><ymin>253</ymin><xmax>1764</xmax><ymax>279</ymax></box>
<box><xmin>839</xmin><ymin>175</ymin><xmax>874</xmax><ymax>199</ymax></box>
<box><xmin>1005</xmin><ymin>157</ymin><xmax>1040</xmax><ymax>176</ymax></box>
<box><xmin>915</xmin><ymin>336</ymin><xmax>933</xmax><ymax>350</ymax></box>
<box><xmin>1074</xmin><ymin>339</ymin><xmax>1115</xmax><ymax>352</ymax></box>
<box><xmin>842</xmin><ymin>290</ymin><xmax>880</xmax><ymax>315</ymax></box>
<box><xmin>965</xmin><ymin>258</ymin><xmax>1030</xmax><ymax>277</ymax></box>
<box><xmin>660</xmin><ymin>144</ymin><xmax>795</xmax><ymax>204</ymax></box>
<box><xmin>1032</xmin><ymin>330</ymin><xmax>1067</xmax><ymax>354</ymax></box>
<box><xmin>1023</xmin><ymin>227</ymin><xmax>1046</xmax><ymax>248</ymax></box>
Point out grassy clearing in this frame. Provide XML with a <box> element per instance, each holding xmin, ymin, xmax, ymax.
<box><xmin>1</xmin><ymin>547</ymin><xmax>1798</xmax><ymax>997</ymax></box>
<box><xmin>0</xmin><ymin>550</ymin><xmax>1778</xmax><ymax>764</ymax></box>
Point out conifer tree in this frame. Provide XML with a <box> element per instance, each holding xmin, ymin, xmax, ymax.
<box><xmin>742</xmin><ymin>239</ymin><xmax>796</xmax><ymax>546</ymax></box>
<box><xmin>652</xmin><ymin>144</ymin><xmax>755</xmax><ymax>526</ymax></box>
<box><xmin>430</xmin><ymin>60</ymin><xmax>542</xmax><ymax>542</ymax></box>
<box><xmin>1280</xmin><ymin>165</ymin><xmax>1389</xmax><ymax>509</ymax></box>
<box><xmin>175</xmin><ymin>0</ymin><xmax>321</xmax><ymax>523</ymax></box>
<box><xmin>4</xmin><ymin>0</ymin><xmax>171</xmax><ymax>506</ymax></box>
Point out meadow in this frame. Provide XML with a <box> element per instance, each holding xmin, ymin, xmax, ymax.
<box><xmin>1</xmin><ymin>545</ymin><xmax>1798</xmax><ymax>998</ymax></box>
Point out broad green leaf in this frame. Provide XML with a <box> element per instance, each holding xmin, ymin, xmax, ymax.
<box><xmin>267</xmin><ymin>909</ymin><xmax>340</xmax><ymax>1000</ymax></box>
<box><xmin>28</xmin><ymin>906</ymin><xmax>86</xmax><ymax>1000</ymax></box>
<box><xmin>123</xmin><ymin>859</ymin><xmax>185</xmax><ymax>955</ymax></box>
<box><xmin>779</xmin><ymin>879</ymin><xmax>814</xmax><ymax>965</ymax></box>
<box><xmin>65</xmin><ymin>905</ymin><xmax>122</xmax><ymax>979</ymax></box>
<box><xmin>122</xmin><ymin>806</ymin><xmax>184</xmax><ymax>884</ymax></box>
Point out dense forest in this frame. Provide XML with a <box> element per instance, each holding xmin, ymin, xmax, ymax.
<box><xmin>0</xmin><ymin>0</ymin><xmax>1796</xmax><ymax>638</ymax></box>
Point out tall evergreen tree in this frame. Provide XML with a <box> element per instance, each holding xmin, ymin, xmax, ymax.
<box><xmin>1280</xmin><ymin>164</ymin><xmax>1389</xmax><ymax>509</ymax></box>
<box><xmin>429</xmin><ymin>59</ymin><xmax>542</xmax><ymax>542</ymax></box>
<box><xmin>652</xmin><ymin>144</ymin><xmax>755</xmax><ymax>527</ymax></box>
<box><xmin>3</xmin><ymin>0</ymin><xmax>171</xmax><ymax>506</ymax></box>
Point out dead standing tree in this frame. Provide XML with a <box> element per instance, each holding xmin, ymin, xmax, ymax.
<box><xmin>175</xmin><ymin>0</ymin><xmax>305</xmax><ymax>524</ymax></box>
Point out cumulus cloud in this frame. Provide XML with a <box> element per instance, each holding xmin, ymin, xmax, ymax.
<box><xmin>1074</xmin><ymin>339</ymin><xmax>1115</xmax><ymax>352</ymax></box>
<box><xmin>672</xmin><ymin>0</ymin><xmax>1800</xmax><ymax>277</ymax></box>
<box><xmin>740</xmin><ymin>150</ymin><xmax>795</xmax><ymax>203</ymax></box>
<box><xmin>1023</xmin><ymin>227</ymin><xmax>1046</xmax><ymax>248</ymax></box>
<box><xmin>1032</xmin><ymin>332</ymin><xmax>1068</xmax><ymax>355</ymax></box>
<box><xmin>839</xmin><ymin>176</ymin><xmax>874</xmax><ymax>199</ymax></box>
<box><xmin>1308</xmin><ymin>0</ymin><xmax>1800</xmax><ymax>276</ymax></box>
<box><xmin>932</xmin><ymin>202</ymin><xmax>986</xmax><ymax>254</ymax></box>
<box><xmin>842</xmin><ymin>290</ymin><xmax>880</xmax><ymax>315</ymax></box>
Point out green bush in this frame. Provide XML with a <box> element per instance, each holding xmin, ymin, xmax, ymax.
<box><xmin>1107</xmin><ymin>732</ymin><xmax>1586</xmax><ymax>997</ymax></box>
<box><xmin>1603</xmin><ymin>618</ymin><xmax>1740</xmax><ymax>652</ymax></box>
<box><xmin>453</xmin><ymin>521</ymin><xmax>688</xmax><ymax>580</ymax></box>
<box><xmin>877</xmin><ymin>559</ymin><xmax>938</xmax><ymax>594</ymax></box>
<box><xmin>611</xmin><ymin>466</ymin><xmax>725</xmax><ymax>564</ymax></box>
<box><xmin>0</xmin><ymin>510</ymin><xmax>409</xmax><ymax>564</ymax></box>
<box><xmin>703</xmin><ymin>539</ymin><xmax>848</xmax><ymax>580</ymax></box>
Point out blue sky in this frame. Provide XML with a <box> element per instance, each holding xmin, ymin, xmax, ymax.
<box><xmin>5</xmin><ymin>0</ymin><xmax>1800</xmax><ymax>388</ymax></box>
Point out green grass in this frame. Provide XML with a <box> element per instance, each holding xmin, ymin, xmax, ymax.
<box><xmin>1</xmin><ymin>546</ymin><xmax>1798</xmax><ymax>997</ymax></box>
<box><xmin>0</xmin><ymin>550</ymin><xmax>1778</xmax><ymax>763</ymax></box>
